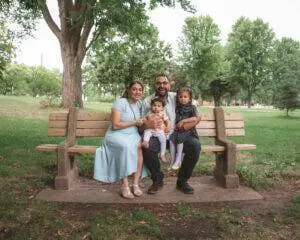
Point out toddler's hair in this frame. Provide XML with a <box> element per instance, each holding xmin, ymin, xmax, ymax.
<box><xmin>177</xmin><ymin>87</ymin><xmax>193</xmax><ymax>103</ymax></box>
<box><xmin>151</xmin><ymin>97</ymin><xmax>166</xmax><ymax>107</ymax></box>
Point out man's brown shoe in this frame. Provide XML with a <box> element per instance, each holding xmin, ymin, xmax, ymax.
<box><xmin>147</xmin><ymin>183</ymin><xmax>163</xmax><ymax>194</ymax></box>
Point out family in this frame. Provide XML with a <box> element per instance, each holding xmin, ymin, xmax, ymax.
<box><xmin>94</xmin><ymin>73</ymin><xmax>201</xmax><ymax>199</ymax></box>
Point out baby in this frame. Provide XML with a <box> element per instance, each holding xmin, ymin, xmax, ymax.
<box><xmin>142</xmin><ymin>97</ymin><xmax>170</xmax><ymax>162</ymax></box>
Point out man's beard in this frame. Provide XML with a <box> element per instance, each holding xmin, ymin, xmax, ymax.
<box><xmin>156</xmin><ymin>87</ymin><xmax>168</xmax><ymax>97</ymax></box>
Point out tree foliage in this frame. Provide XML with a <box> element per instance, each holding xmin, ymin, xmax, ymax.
<box><xmin>272</xmin><ymin>38</ymin><xmax>300</xmax><ymax>115</ymax></box>
<box><xmin>85</xmin><ymin>24</ymin><xmax>172</xmax><ymax>99</ymax></box>
<box><xmin>0</xmin><ymin>22</ymin><xmax>14</xmax><ymax>81</ymax></box>
<box><xmin>226</xmin><ymin>17</ymin><xmax>275</xmax><ymax>107</ymax></box>
<box><xmin>1</xmin><ymin>64</ymin><xmax>61</xmax><ymax>97</ymax></box>
<box><xmin>178</xmin><ymin>15</ymin><xmax>222</xmax><ymax>96</ymax></box>
<box><xmin>0</xmin><ymin>0</ymin><xmax>194</xmax><ymax>108</ymax></box>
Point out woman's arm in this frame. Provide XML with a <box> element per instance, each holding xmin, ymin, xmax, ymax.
<box><xmin>111</xmin><ymin>108</ymin><xmax>142</xmax><ymax>129</ymax></box>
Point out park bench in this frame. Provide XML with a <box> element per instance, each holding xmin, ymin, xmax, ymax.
<box><xmin>36</xmin><ymin>107</ymin><xmax>256</xmax><ymax>190</ymax></box>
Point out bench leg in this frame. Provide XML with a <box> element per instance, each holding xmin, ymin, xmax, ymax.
<box><xmin>55</xmin><ymin>144</ymin><xmax>78</xmax><ymax>190</ymax></box>
<box><xmin>214</xmin><ymin>142</ymin><xmax>239</xmax><ymax>188</ymax></box>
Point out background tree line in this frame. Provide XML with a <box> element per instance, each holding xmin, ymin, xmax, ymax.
<box><xmin>1</xmin><ymin>1</ymin><xmax>300</xmax><ymax>115</ymax></box>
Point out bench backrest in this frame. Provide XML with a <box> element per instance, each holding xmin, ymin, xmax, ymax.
<box><xmin>47</xmin><ymin>107</ymin><xmax>245</xmax><ymax>139</ymax></box>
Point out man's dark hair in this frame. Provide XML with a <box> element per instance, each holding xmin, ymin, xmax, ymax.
<box><xmin>151</xmin><ymin>97</ymin><xmax>166</xmax><ymax>107</ymax></box>
<box><xmin>154</xmin><ymin>73</ymin><xmax>168</xmax><ymax>81</ymax></box>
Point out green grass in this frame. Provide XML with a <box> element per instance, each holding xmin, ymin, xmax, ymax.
<box><xmin>194</xmin><ymin>107</ymin><xmax>300</xmax><ymax>189</ymax></box>
<box><xmin>1</xmin><ymin>95</ymin><xmax>300</xmax><ymax>239</ymax></box>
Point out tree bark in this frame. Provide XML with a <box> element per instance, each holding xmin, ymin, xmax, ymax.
<box><xmin>60</xmin><ymin>44</ymin><xmax>84</xmax><ymax>108</ymax></box>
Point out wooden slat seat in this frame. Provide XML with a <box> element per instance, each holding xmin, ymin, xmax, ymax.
<box><xmin>37</xmin><ymin>143</ymin><xmax>257</xmax><ymax>154</ymax></box>
<box><xmin>36</xmin><ymin>144</ymin><xmax>60</xmax><ymax>152</ymax></box>
<box><xmin>36</xmin><ymin>107</ymin><xmax>256</xmax><ymax>190</ymax></box>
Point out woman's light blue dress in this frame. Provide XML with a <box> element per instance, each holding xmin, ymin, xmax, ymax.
<box><xmin>94</xmin><ymin>98</ymin><xmax>147</xmax><ymax>183</ymax></box>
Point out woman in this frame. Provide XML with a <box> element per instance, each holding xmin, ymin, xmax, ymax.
<box><xmin>94</xmin><ymin>81</ymin><xmax>146</xmax><ymax>199</ymax></box>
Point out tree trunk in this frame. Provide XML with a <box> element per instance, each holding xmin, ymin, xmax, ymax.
<box><xmin>60</xmin><ymin>44</ymin><xmax>84</xmax><ymax>108</ymax></box>
<box><xmin>247</xmin><ymin>89</ymin><xmax>252</xmax><ymax>108</ymax></box>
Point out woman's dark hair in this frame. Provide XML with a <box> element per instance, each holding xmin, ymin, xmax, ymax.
<box><xmin>177</xmin><ymin>87</ymin><xmax>193</xmax><ymax>104</ymax></box>
<box><xmin>150</xmin><ymin>97</ymin><xmax>166</xmax><ymax>107</ymax></box>
<box><xmin>122</xmin><ymin>80</ymin><xmax>144</xmax><ymax>98</ymax></box>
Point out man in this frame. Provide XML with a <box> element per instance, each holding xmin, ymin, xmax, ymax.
<box><xmin>141</xmin><ymin>73</ymin><xmax>201</xmax><ymax>194</ymax></box>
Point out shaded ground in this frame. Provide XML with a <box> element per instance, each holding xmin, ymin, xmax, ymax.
<box><xmin>38</xmin><ymin>178</ymin><xmax>300</xmax><ymax>239</ymax></box>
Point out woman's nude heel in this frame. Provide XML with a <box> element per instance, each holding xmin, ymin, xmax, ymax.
<box><xmin>121</xmin><ymin>186</ymin><xmax>134</xmax><ymax>199</ymax></box>
<box><xmin>132</xmin><ymin>184</ymin><xmax>143</xmax><ymax>197</ymax></box>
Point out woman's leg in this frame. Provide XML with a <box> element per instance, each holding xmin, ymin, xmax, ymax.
<box><xmin>121</xmin><ymin>176</ymin><xmax>134</xmax><ymax>199</ymax></box>
<box><xmin>133</xmin><ymin>143</ymin><xmax>143</xmax><ymax>196</ymax></box>
<box><xmin>133</xmin><ymin>143</ymin><xmax>143</xmax><ymax>185</ymax></box>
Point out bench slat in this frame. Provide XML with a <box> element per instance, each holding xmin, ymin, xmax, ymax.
<box><xmin>48</xmin><ymin>124</ymin><xmax>245</xmax><ymax>137</ymax></box>
<box><xmin>225</xmin><ymin>120</ymin><xmax>244</xmax><ymax>128</ymax></box>
<box><xmin>196</xmin><ymin>128</ymin><xmax>245</xmax><ymax>137</ymax></box>
<box><xmin>49</xmin><ymin>112</ymin><xmax>68</xmax><ymax>121</ymax></box>
<box><xmin>36</xmin><ymin>144</ymin><xmax>59</xmax><ymax>152</ymax></box>
<box><xmin>67</xmin><ymin>143</ymin><xmax>256</xmax><ymax>154</ymax></box>
<box><xmin>197</xmin><ymin>120</ymin><xmax>244</xmax><ymax>129</ymax></box>
<box><xmin>76</xmin><ymin>128</ymin><xmax>107</xmax><ymax>137</ymax></box>
<box><xmin>236</xmin><ymin>144</ymin><xmax>256</xmax><ymax>151</ymax></box>
<box><xmin>48</xmin><ymin>128</ymin><xmax>66</xmax><ymax>136</ymax></box>
<box><xmin>77</xmin><ymin>121</ymin><xmax>110</xmax><ymax>129</ymax></box>
<box><xmin>77</xmin><ymin>112</ymin><xmax>111</xmax><ymax>121</ymax></box>
<box><xmin>200</xmin><ymin>113</ymin><xmax>243</xmax><ymax>121</ymax></box>
<box><xmin>49</xmin><ymin>120</ymin><xmax>67</xmax><ymax>128</ymax></box>
<box><xmin>226</xmin><ymin>128</ymin><xmax>245</xmax><ymax>136</ymax></box>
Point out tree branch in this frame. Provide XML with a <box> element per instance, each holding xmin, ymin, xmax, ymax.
<box><xmin>39</xmin><ymin>0</ymin><xmax>61</xmax><ymax>42</ymax></box>
<box><xmin>78</xmin><ymin>21</ymin><xmax>93</xmax><ymax>63</ymax></box>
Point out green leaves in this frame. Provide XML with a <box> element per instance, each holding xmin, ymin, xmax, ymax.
<box><xmin>85</xmin><ymin>24</ymin><xmax>171</xmax><ymax>98</ymax></box>
<box><xmin>178</xmin><ymin>15</ymin><xmax>222</xmax><ymax>95</ymax></box>
<box><xmin>0</xmin><ymin>22</ymin><xmax>15</xmax><ymax>83</ymax></box>
<box><xmin>226</xmin><ymin>17</ymin><xmax>275</xmax><ymax>107</ymax></box>
<box><xmin>272</xmin><ymin>38</ymin><xmax>300</xmax><ymax>115</ymax></box>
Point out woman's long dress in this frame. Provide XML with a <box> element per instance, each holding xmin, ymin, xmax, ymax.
<box><xmin>94</xmin><ymin>98</ymin><xmax>146</xmax><ymax>183</ymax></box>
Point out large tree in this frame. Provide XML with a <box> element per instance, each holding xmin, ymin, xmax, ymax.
<box><xmin>178</xmin><ymin>15</ymin><xmax>222</xmax><ymax>96</ymax></box>
<box><xmin>0</xmin><ymin>0</ymin><xmax>194</xmax><ymax>108</ymax></box>
<box><xmin>226</xmin><ymin>17</ymin><xmax>275</xmax><ymax>108</ymax></box>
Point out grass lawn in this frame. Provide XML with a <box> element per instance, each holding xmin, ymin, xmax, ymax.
<box><xmin>0</xmin><ymin>95</ymin><xmax>299</xmax><ymax>239</ymax></box>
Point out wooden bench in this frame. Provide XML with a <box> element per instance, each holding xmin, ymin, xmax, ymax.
<box><xmin>36</xmin><ymin>107</ymin><xmax>256</xmax><ymax>190</ymax></box>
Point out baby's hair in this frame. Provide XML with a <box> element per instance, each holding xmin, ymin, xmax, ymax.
<box><xmin>151</xmin><ymin>97</ymin><xmax>166</xmax><ymax>107</ymax></box>
<box><xmin>177</xmin><ymin>87</ymin><xmax>193</xmax><ymax>103</ymax></box>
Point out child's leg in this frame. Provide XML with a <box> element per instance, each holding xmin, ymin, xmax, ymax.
<box><xmin>157</xmin><ymin>134</ymin><xmax>167</xmax><ymax>162</ymax></box>
<box><xmin>172</xmin><ymin>143</ymin><xmax>183</xmax><ymax>170</ymax></box>
<box><xmin>142</xmin><ymin>130</ymin><xmax>152</xmax><ymax>148</ymax></box>
<box><xmin>169</xmin><ymin>140</ymin><xmax>176</xmax><ymax>164</ymax></box>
